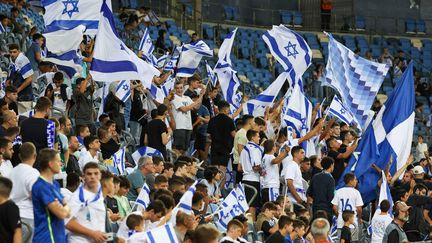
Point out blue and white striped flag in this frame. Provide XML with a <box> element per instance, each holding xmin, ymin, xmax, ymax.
<box><xmin>324</xmin><ymin>33</ymin><xmax>390</xmax><ymax>129</ymax></box>
<box><xmin>135</xmin><ymin>183</ymin><xmax>151</xmax><ymax>210</ymax></box>
<box><xmin>149</xmin><ymin>76</ymin><xmax>175</xmax><ymax>103</ymax></box>
<box><xmin>337</xmin><ymin>62</ymin><xmax>415</xmax><ymax>203</ymax></box>
<box><xmin>9</xmin><ymin>53</ymin><xmax>34</xmax><ymax>80</ymax></box>
<box><xmin>41</xmin><ymin>0</ymin><xmax>110</xmax><ymax>34</ymax></box>
<box><xmin>205</xmin><ymin>61</ymin><xmax>217</xmax><ymax>86</ymax></box>
<box><xmin>243</xmin><ymin>72</ymin><xmax>288</xmax><ymax>117</ymax></box>
<box><xmin>156</xmin><ymin>53</ymin><xmax>169</xmax><ymax>68</ymax></box>
<box><xmin>327</xmin><ymin>96</ymin><xmax>355</xmax><ymax>125</ymax></box>
<box><xmin>178</xmin><ymin>181</ymin><xmax>197</xmax><ymax>214</ymax></box>
<box><xmin>115</xmin><ymin>80</ymin><xmax>131</xmax><ymax>102</ymax></box>
<box><xmin>218</xmin><ymin>28</ymin><xmax>237</xmax><ymax>65</ymax></box>
<box><xmin>225</xmin><ymin>157</ymin><xmax>234</xmax><ymax>189</ymax></box>
<box><xmin>316</xmin><ymin>97</ymin><xmax>326</xmax><ymax>119</ymax></box>
<box><xmin>138</xmin><ymin>28</ymin><xmax>155</xmax><ymax>57</ymax></box>
<box><xmin>378</xmin><ymin>171</ymin><xmax>393</xmax><ymax>215</ymax></box>
<box><xmin>176</xmin><ymin>40</ymin><xmax>213</xmax><ymax>77</ymax></box>
<box><xmin>112</xmin><ymin>147</ymin><xmax>126</xmax><ymax>175</ymax></box>
<box><xmin>132</xmin><ymin>146</ymin><xmax>163</xmax><ymax>166</ymax></box>
<box><xmin>0</xmin><ymin>22</ymin><xmax>5</xmax><ymax>33</ymax></box>
<box><xmin>262</xmin><ymin>25</ymin><xmax>312</xmax><ymax>88</ymax></box>
<box><xmin>144</xmin><ymin>223</ymin><xmax>179</xmax><ymax>243</ymax></box>
<box><xmin>216</xmin><ymin>183</ymin><xmax>249</xmax><ymax>231</ymax></box>
<box><xmin>90</xmin><ymin>2</ymin><xmax>160</xmax><ymax>88</ymax></box>
<box><xmin>214</xmin><ymin>63</ymin><xmax>241</xmax><ymax>110</ymax></box>
<box><xmin>329</xmin><ymin>216</ymin><xmax>338</xmax><ymax>242</ymax></box>
<box><xmin>164</xmin><ymin>46</ymin><xmax>180</xmax><ymax>72</ymax></box>
<box><xmin>283</xmin><ymin>84</ymin><xmax>312</xmax><ymax>138</ymax></box>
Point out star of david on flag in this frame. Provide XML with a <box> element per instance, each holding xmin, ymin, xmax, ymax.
<box><xmin>215</xmin><ymin>183</ymin><xmax>249</xmax><ymax>231</ymax></box>
<box><xmin>327</xmin><ymin>95</ymin><xmax>355</xmax><ymax>125</ymax></box>
<box><xmin>62</xmin><ymin>0</ymin><xmax>79</xmax><ymax>18</ymax></box>
<box><xmin>285</xmin><ymin>41</ymin><xmax>299</xmax><ymax>58</ymax></box>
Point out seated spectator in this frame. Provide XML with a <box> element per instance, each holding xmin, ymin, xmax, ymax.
<box><xmin>201</xmin><ymin>166</ymin><xmax>222</xmax><ymax>201</ymax></box>
<box><xmin>3</xmin><ymin>85</ymin><xmax>18</xmax><ymax>115</ymax></box>
<box><xmin>127</xmin><ymin>156</ymin><xmax>154</xmax><ymax>201</ymax></box>
<box><xmin>191</xmin><ymin>224</ymin><xmax>220</xmax><ymax>243</ymax></box>
<box><xmin>105</xmin><ymin>175</ymin><xmax>121</xmax><ymax>223</ymax></box>
<box><xmin>60</xmin><ymin>172</ymin><xmax>80</xmax><ymax>203</ymax></box>
<box><xmin>162</xmin><ymin>162</ymin><xmax>174</xmax><ymax>179</ymax></box>
<box><xmin>256</xmin><ymin>202</ymin><xmax>279</xmax><ymax>238</ymax></box>
<box><xmin>78</xmin><ymin>135</ymin><xmax>101</xmax><ymax>170</ymax></box>
<box><xmin>220</xmin><ymin>219</ymin><xmax>244</xmax><ymax>243</ymax></box>
<box><xmin>265</xmin><ymin>215</ymin><xmax>293</xmax><ymax>243</ymax></box>
<box><xmin>115</xmin><ymin>176</ymin><xmax>132</xmax><ymax>218</ymax></box>
<box><xmin>125</xmin><ymin>214</ymin><xmax>144</xmax><ymax>240</ymax></box>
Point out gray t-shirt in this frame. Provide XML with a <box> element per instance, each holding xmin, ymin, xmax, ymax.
<box><xmin>25</xmin><ymin>43</ymin><xmax>41</xmax><ymax>70</ymax></box>
<box><xmin>72</xmin><ymin>89</ymin><xmax>94</xmax><ymax>125</ymax></box>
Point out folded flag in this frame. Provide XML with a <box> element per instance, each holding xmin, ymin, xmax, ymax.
<box><xmin>327</xmin><ymin>95</ymin><xmax>355</xmax><ymax>125</ymax></box>
<box><xmin>112</xmin><ymin>147</ymin><xmax>126</xmax><ymax>175</ymax></box>
<box><xmin>176</xmin><ymin>40</ymin><xmax>213</xmax><ymax>77</ymax></box>
<box><xmin>90</xmin><ymin>2</ymin><xmax>160</xmax><ymax>88</ymax></box>
<box><xmin>132</xmin><ymin>146</ymin><xmax>163</xmax><ymax>166</ymax></box>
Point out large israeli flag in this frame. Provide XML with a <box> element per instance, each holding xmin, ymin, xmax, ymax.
<box><xmin>218</xmin><ymin>28</ymin><xmax>237</xmax><ymax>65</ymax></box>
<box><xmin>262</xmin><ymin>25</ymin><xmax>312</xmax><ymax>88</ymax></box>
<box><xmin>283</xmin><ymin>84</ymin><xmax>313</xmax><ymax>137</ymax></box>
<box><xmin>176</xmin><ymin>40</ymin><xmax>213</xmax><ymax>77</ymax></box>
<box><xmin>144</xmin><ymin>224</ymin><xmax>179</xmax><ymax>243</ymax></box>
<box><xmin>132</xmin><ymin>146</ymin><xmax>163</xmax><ymax>166</ymax></box>
<box><xmin>244</xmin><ymin>72</ymin><xmax>288</xmax><ymax>117</ymax></box>
<box><xmin>327</xmin><ymin>95</ymin><xmax>355</xmax><ymax>125</ymax></box>
<box><xmin>90</xmin><ymin>2</ymin><xmax>160</xmax><ymax>87</ymax></box>
<box><xmin>41</xmin><ymin>0</ymin><xmax>110</xmax><ymax>34</ymax></box>
<box><xmin>337</xmin><ymin>62</ymin><xmax>415</xmax><ymax>203</ymax></box>
<box><xmin>324</xmin><ymin>33</ymin><xmax>390</xmax><ymax>129</ymax></box>
<box><xmin>205</xmin><ymin>61</ymin><xmax>217</xmax><ymax>86</ymax></box>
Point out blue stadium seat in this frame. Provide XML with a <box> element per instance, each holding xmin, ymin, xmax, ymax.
<box><xmin>355</xmin><ymin>16</ymin><xmax>366</xmax><ymax>30</ymax></box>
<box><xmin>405</xmin><ymin>19</ymin><xmax>416</xmax><ymax>33</ymax></box>
<box><xmin>258</xmin><ymin>57</ymin><xmax>268</xmax><ymax>69</ymax></box>
<box><xmin>292</xmin><ymin>12</ymin><xmax>303</xmax><ymax>27</ymax></box>
<box><xmin>240</xmin><ymin>47</ymin><xmax>250</xmax><ymax>59</ymax></box>
<box><xmin>280</xmin><ymin>10</ymin><xmax>292</xmax><ymax>25</ymax></box>
<box><xmin>416</xmin><ymin>19</ymin><xmax>426</xmax><ymax>34</ymax></box>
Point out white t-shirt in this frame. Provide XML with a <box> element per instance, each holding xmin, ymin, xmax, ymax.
<box><xmin>284</xmin><ymin>160</ymin><xmax>306</xmax><ymax>202</ymax></box>
<box><xmin>52</xmin><ymin>83</ymin><xmax>72</xmax><ymax>112</ymax></box>
<box><xmin>240</xmin><ymin>142</ymin><xmax>263</xmax><ymax>182</ymax></box>
<box><xmin>415</xmin><ymin>143</ymin><xmax>428</xmax><ymax>162</ymax></box>
<box><xmin>78</xmin><ymin>150</ymin><xmax>99</xmax><ymax>171</ymax></box>
<box><xmin>262</xmin><ymin>154</ymin><xmax>280</xmax><ymax>189</ymax></box>
<box><xmin>371</xmin><ymin>213</ymin><xmax>393</xmax><ymax>243</ymax></box>
<box><xmin>10</xmin><ymin>163</ymin><xmax>40</xmax><ymax>219</ymax></box>
<box><xmin>67</xmin><ymin>185</ymin><xmax>106</xmax><ymax>242</ymax></box>
<box><xmin>0</xmin><ymin>160</ymin><xmax>13</xmax><ymax>178</ymax></box>
<box><xmin>60</xmin><ymin>188</ymin><xmax>73</xmax><ymax>203</ymax></box>
<box><xmin>331</xmin><ymin>187</ymin><xmax>364</xmax><ymax>228</ymax></box>
<box><xmin>171</xmin><ymin>94</ymin><xmax>193</xmax><ymax>130</ymax></box>
<box><xmin>280</xmin><ymin>139</ymin><xmax>299</xmax><ymax>180</ymax></box>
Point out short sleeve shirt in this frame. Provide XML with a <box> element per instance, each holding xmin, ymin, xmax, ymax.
<box><xmin>0</xmin><ymin>200</ymin><xmax>21</xmax><ymax>243</ymax></box>
<box><xmin>126</xmin><ymin>169</ymin><xmax>145</xmax><ymax>201</ymax></box>
<box><xmin>207</xmin><ymin>114</ymin><xmax>236</xmax><ymax>154</ymax></box>
<box><xmin>232</xmin><ymin>129</ymin><xmax>248</xmax><ymax>165</ymax></box>
<box><xmin>331</xmin><ymin>187</ymin><xmax>364</xmax><ymax>228</ymax></box>
<box><xmin>171</xmin><ymin>94</ymin><xmax>193</xmax><ymax>130</ymax></box>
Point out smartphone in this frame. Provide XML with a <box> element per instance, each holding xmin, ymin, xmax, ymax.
<box><xmin>106</xmin><ymin>232</ymin><xmax>114</xmax><ymax>241</ymax></box>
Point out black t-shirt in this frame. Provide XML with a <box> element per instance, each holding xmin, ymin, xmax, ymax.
<box><xmin>328</xmin><ymin>150</ymin><xmax>345</xmax><ymax>183</ymax></box>
<box><xmin>265</xmin><ymin>231</ymin><xmax>285</xmax><ymax>243</ymax></box>
<box><xmin>66</xmin><ymin>154</ymin><xmax>82</xmax><ymax>176</ymax></box>
<box><xmin>340</xmin><ymin>225</ymin><xmax>351</xmax><ymax>243</ymax></box>
<box><xmin>100</xmin><ymin>138</ymin><xmax>120</xmax><ymax>160</ymax></box>
<box><xmin>9</xmin><ymin>101</ymin><xmax>18</xmax><ymax>115</ymax></box>
<box><xmin>207</xmin><ymin>114</ymin><xmax>235</xmax><ymax>154</ymax></box>
<box><xmin>0</xmin><ymin>200</ymin><xmax>21</xmax><ymax>243</ymax></box>
<box><xmin>0</xmin><ymin>125</ymin><xmax>6</xmax><ymax>137</ymax></box>
<box><xmin>105</xmin><ymin>196</ymin><xmax>119</xmax><ymax>214</ymax></box>
<box><xmin>183</xmin><ymin>89</ymin><xmax>197</xmax><ymax>98</ymax></box>
<box><xmin>21</xmin><ymin>117</ymin><xmax>51</xmax><ymax>168</ymax></box>
<box><xmin>145</xmin><ymin>118</ymin><xmax>168</xmax><ymax>158</ymax></box>
<box><xmin>261</xmin><ymin>219</ymin><xmax>275</xmax><ymax>238</ymax></box>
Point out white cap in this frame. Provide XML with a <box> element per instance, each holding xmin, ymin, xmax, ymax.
<box><xmin>413</xmin><ymin>165</ymin><xmax>425</xmax><ymax>175</ymax></box>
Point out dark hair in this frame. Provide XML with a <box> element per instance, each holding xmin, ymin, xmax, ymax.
<box><xmin>126</xmin><ymin>214</ymin><xmax>143</xmax><ymax>230</ymax></box>
<box><xmin>38</xmin><ymin>148</ymin><xmax>59</xmax><ymax>171</ymax></box>
<box><xmin>146</xmin><ymin>200</ymin><xmax>166</xmax><ymax>214</ymax></box>
<box><xmin>155</xmin><ymin>175</ymin><xmax>168</xmax><ymax>185</ymax></box>
<box><xmin>113</xmin><ymin>175</ymin><xmax>120</xmax><ymax>184</ymax></box>
<box><xmin>5</xmin><ymin>85</ymin><xmax>17</xmax><ymax>93</ymax></box>
<box><xmin>326</xmin><ymin>136</ymin><xmax>337</xmax><ymax>148</ymax></box>
<box><xmin>254</xmin><ymin>116</ymin><xmax>265</xmax><ymax>126</ymax></box>
<box><xmin>0</xmin><ymin>177</ymin><xmax>13</xmax><ymax>197</ymax></box>
<box><xmin>156</xmin><ymin>194</ymin><xmax>175</xmax><ymax>209</ymax></box>
<box><xmin>101</xmin><ymin>170</ymin><xmax>114</xmax><ymax>184</ymax></box>
<box><xmin>8</xmin><ymin>43</ymin><xmax>20</xmax><ymax>51</ymax></box>
<box><xmin>83</xmin><ymin>136</ymin><xmax>98</xmax><ymax>150</ymax></box>
<box><xmin>242</xmin><ymin>115</ymin><xmax>254</xmax><ymax>124</ymax></box>
<box><xmin>19</xmin><ymin>142</ymin><xmax>36</xmax><ymax>161</ymax></box>
<box><xmin>98</xmin><ymin>114</ymin><xmax>109</xmax><ymax>123</ymax></box>
<box><xmin>32</xmin><ymin>33</ymin><xmax>44</xmax><ymax>41</ymax></box>
<box><xmin>0</xmin><ymin>137</ymin><xmax>10</xmax><ymax>149</ymax></box>
<box><xmin>192</xmin><ymin>225</ymin><xmax>220</xmax><ymax>243</ymax></box>
<box><xmin>53</xmin><ymin>72</ymin><xmax>64</xmax><ymax>82</ymax></box>
<box><xmin>195</xmin><ymin>183</ymin><xmax>208</xmax><ymax>192</ymax></box>
<box><xmin>157</xmin><ymin>104</ymin><xmax>168</xmax><ymax>116</ymax></box>
<box><xmin>246</xmin><ymin>129</ymin><xmax>258</xmax><ymax>141</ymax></box>
<box><xmin>293</xmin><ymin>219</ymin><xmax>306</xmax><ymax>230</ymax></box>
<box><xmin>192</xmin><ymin>191</ymin><xmax>205</xmax><ymax>205</ymax></box>
<box><xmin>11</xmin><ymin>7</ymin><xmax>19</xmax><ymax>13</ymax></box>
<box><xmin>118</xmin><ymin>176</ymin><xmax>131</xmax><ymax>188</ymax></box>
<box><xmin>233</xmin><ymin>214</ymin><xmax>248</xmax><ymax>223</ymax></box>
<box><xmin>263</xmin><ymin>139</ymin><xmax>275</xmax><ymax>154</ymax></box>
<box><xmin>217</xmin><ymin>100</ymin><xmax>230</xmax><ymax>110</ymax></box>
<box><xmin>262</xmin><ymin>202</ymin><xmax>278</xmax><ymax>212</ymax></box>
<box><xmin>169</xmin><ymin>179</ymin><xmax>185</xmax><ymax>192</ymax></box>
<box><xmin>5</xmin><ymin>126</ymin><xmax>19</xmax><ymax>138</ymax></box>
<box><xmin>291</xmin><ymin>145</ymin><xmax>303</xmax><ymax>157</ymax></box>
<box><xmin>321</xmin><ymin>157</ymin><xmax>334</xmax><ymax>170</ymax></box>
<box><xmin>152</xmin><ymin>156</ymin><xmax>164</xmax><ymax>166</ymax></box>
<box><xmin>227</xmin><ymin>219</ymin><xmax>244</xmax><ymax>231</ymax></box>
<box><xmin>75</xmin><ymin>77</ymin><xmax>85</xmax><ymax>86</ymax></box>
<box><xmin>76</xmin><ymin>124</ymin><xmax>89</xmax><ymax>136</ymax></box>
<box><xmin>342</xmin><ymin>210</ymin><xmax>355</xmax><ymax>222</ymax></box>
<box><xmin>66</xmin><ymin>172</ymin><xmax>81</xmax><ymax>188</ymax></box>
<box><xmin>153</xmin><ymin>188</ymin><xmax>173</xmax><ymax>200</ymax></box>
<box><xmin>380</xmin><ymin>199</ymin><xmax>391</xmax><ymax>213</ymax></box>
<box><xmin>343</xmin><ymin>173</ymin><xmax>356</xmax><ymax>185</ymax></box>
<box><xmin>174</xmin><ymin>161</ymin><xmax>188</xmax><ymax>172</ymax></box>
<box><xmin>83</xmin><ymin>162</ymin><xmax>100</xmax><ymax>173</ymax></box>
<box><xmin>278</xmin><ymin>215</ymin><xmax>293</xmax><ymax>228</ymax></box>
<box><xmin>413</xmin><ymin>183</ymin><xmax>428</xmax><ymax>193</ymax></box>
<box><xmin>203</xmin><ymin>166</ymin><xmax>219</xmax><ymax>181</ymax></box>
<box><xmin>162</xmin><ymin>162</ymin><xmax>173</xmax><ymax>173</ymax></box>
<box><xmin>34</xmin><ymin>96</ymin><xmax>52</xmax><ymax>111</ymax></box>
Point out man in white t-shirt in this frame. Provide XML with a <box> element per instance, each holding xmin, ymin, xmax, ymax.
<box><xmin>331</xmin><ymin>172</ymin><xmax>364</xmax><ymax>241</ymax></box>
<box><xmin>78</xmin><ymin>136</ymin><xmax>101</xmax><ymax>170</ymax></box>
<box><xmin>371</xmin><ymin>199</ymin><xmax>393</xmax><ymax>243</ymax></box>
<box><xmin>44</xmin><ymin>72</ymin><xmax>72</xmax><ymax>116</ymax></box>
<box><xmin>0</xmin><ymin>137</ymin><xmax>14</xmax><ymax>177</ymax></box>
<box><xmin>66</xmin><ymin>162</ymin><xmax>108</xmax><ymax>242</ymax></box>
<box><xmin>171</xmin><ymin>81</ymin><xmax>204</xmax><ymax>155</ymax></box>
<box><xmin>284</xmin><ymin>146</ymin><xmax>307</xmax><ymax>206</ymax></box>
<box><xmin>9</xmin><ymin>142</ymin><xmax>39</xmax><ymax>243</ymax></box>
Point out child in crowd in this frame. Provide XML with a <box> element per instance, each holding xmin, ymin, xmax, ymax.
<box><xmin>340</xmin><ymin>210</ymin><xmax>355</xmax><ymax>243</ymax></box>
<box><xmin>125</xmin><ymin>214</ymin><xmax>145</xmax><ymax>240</ymax></box>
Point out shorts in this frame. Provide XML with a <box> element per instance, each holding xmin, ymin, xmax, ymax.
<box><xmin>261</xmin><ymin>187</ymin><xmax>280</xmax><ymax>204</ymax></box>
<box><xmin>194</xmin><ymin>133</ymin><xmax>207</xmax><ymax>150</ymax></box>
<box><xmin>173</xmin><ymin>129</ymin><xmax>192</xmax><ymax>151</ymax></box>
<box><xmin>243</xmin><ymin>180</ymin><xmax>261</xmax><ymax>208</ymax></box>
<box><xmin>210</xmin><ymin>151</ymin><xmax>230</xmax><ymax>167</ymax></box>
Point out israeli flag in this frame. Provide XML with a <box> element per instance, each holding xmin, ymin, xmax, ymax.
<box><xmin>132</xmin><ymin>146</ymin><xmax>163</xmax><ymax>166</ymax></box>
<box><xmin>377</xmin><ymin>171</ymin><xmax>393</xmax><ymax>215</ymax></box>
<box><xmin>157</xmin><ymin>54</ymin><xmax>169</xmax><ymax>68</ymax></box>
<box><xmin>225</xmin><ymin>157</ymin><xmax>234</xmax><ymax>189</ymax></box>
<box><xmin>134</xmin><ymin>183</ymin><xmax>151</xmax><ymax>210</ymax></box>
<box><xmin>115</xmin><ymin>80</ymin><xmax>131</xmax><ymax>102</ymax></box>
<box><xmin>144</xmin><ymin>224</ymin><xmax>179</xmax><ymax>243</ymax></box>
<box><xmin>338</xmin><ymin>62</ymin><xmax>415</xmax><ymax>203</ymax></box>
<box><xmin>0</xmin><ymin>22</ymin><xmax>5</xmax><ymax>33</ymax></box>
<box><xmin>329</xmin><ymin>216</ymin><xmax>338</xmax><ymax>242</ymax></box>
<box><xmin>149</xmin><ymin>75</ymin><xmax>175</xmax><ymax>104</ymax></box>
<box><xmin>262</xmin><ymin>25</ymin><xmax>312</xmax><ymax>88</ymax></box>
<box><xmin>41</xmin><ymin>0</ymin><xmax>110</xmax><ymax>34</ymax></box>
<box><xmin>90</xmin><ymin>2</ymin><xmax>160</xmax><ymax>88</ymax></box>
<box><xmin>112</xmin><ymin>147</ymin><xmax>126</xmax><ymax>175</ymax></box>
<box><xmin>324</xmin><ymin>33</ymin><xmax>389</xmax><ymax>129</ymax></box>
<box><xmin>244</xmin><ymin>72</ymin><xmax>288</xmax><ymax>117</ymax></box>
<box><xmin>44</xmin><ymin>50</ymin><xmax>82</xmax><ymax>78</ymax></box>
<box><xmin>178</xmin><ymin>181</ymin><xmax>197</xmax><ymax>214</ymax></box>
<box><xmin>316</xmin><ymin>97</ymin><xmax>326</xmax><ymax>119</ymax></box>
<box><xmin>327</xmin><ymin>96</ymin><xmax>355</xmax><ymax>125</ymax></box>
<box><xmin>138</xmin><ymin>28</ymin><xmax>155</xmax><ymax>58</ymax></box>
<box><xmin>216</xmin><ymin>184</ymin><xmax>249</xmax><ymax>231</ymax></box>
<box><xmin>283</xmin><ymin>84</ymin><xmax>312</xmax><ymax>138</ymax></box>
<box><xmin>176</xmin><ymin>40</ymin><xmax>213</xmax><ymax>77</ymax></box>
<box><xmin>9</xmin><ymin>53</ymin><xmax>34</xmax><ymax>80</ymax></box>
<box><xmin>164</xmin><ymin>46</ymin><xmax>180</xmax><ymax>72</ymax></box>
<box><xmin>218</xmin><ymin>28</ymin><xmax>237</xmax><ymax>65</ymax></box>
<box><xmin>214</xmin><ymin>63</ymin><xmax>241</xmax><ymax>109</ymax></box>
<box><xmin>205</xmin><ymin>61</ymin><xmax>217</xmax><ymax>86</ymax></box>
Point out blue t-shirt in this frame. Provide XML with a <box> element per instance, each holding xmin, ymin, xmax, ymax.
<box><xmin>32</xmin><ymin>177</ymin><xmax>66</xmax><ymax>243</ymax></box>
<box><xmin>197</xmin><ymin>105</ymin><xmax>210</xmax><ymax>135</ymax></box>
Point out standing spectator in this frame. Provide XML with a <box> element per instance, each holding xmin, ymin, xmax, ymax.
<box><xmin>327</xmin><ymin>136</ymin><xmax>358</xmax><ymax>183</ymax></box>
<box><xmin>331</xmin><ymin>173</ymin><xmax>363</xmax><ymax>242</ymax></box>
<box><xmin>127</xmin><ymin>156</ymin><xmax>155</xmax><ymax>201</ymax></box>
<box><xmin>379</xmin><ymin>47</ymin><xmax>394</xmax><ymax>66</ymax></box>
<box><xmin>0</xmin><ymin>110</ymin><xmax>17</xmax><ymax>137</ymax></box>
<box><xmin>415</xmin><ymin>135</ymin><xmax>428</xmax><ymax>162</ymax></box>
<box><xmin>3</xmin><ymin>85</ymin><xmax>18</xmax><ymax>114</ymax></box>
<box><xmin>58</xmin><ymin>117</ymin><xmax>72</xmax><ymax>163</ymax></box>
<box><xmin>320</xmin><ymin>0</ymin><xmax>333</xmax><ymax>30</ymax></box>
<box><xmin>0</xmin><ymin>137</ymin><xmax>14</xmax><ymax>177</ymax></box>
<box><xmin>184</xmin><ymin>74</ymin><xmax>202</xmax><ymax>98</ymax></box>
<box><xmin>32</xmin><ymin>149</ymin><xmax>70</xmax><ymax>242</ymax></box>
<box><xmin>284</xmin><ymin>146</ymin><xmax>307</xmax><ymax>206</ymax></box>
<box><xmin>0</xmin><ymin>177</ymin><xmax>22</xmax><ymax>243</ymax></box>
<box><xmin>265</xmin><ymin>215</ymin><xmax>293</xmax><ymax>243</ymax></box>
<box><xmin>78</xmin><ymin>135</ymin><xmax>101</xmax><ymax>170</ymax></box>
<box><xmin>193</xmin><ymin>94</ymin><xmax>210</xmax><ymax>162</ymax></box>
<box><xmin>371</xmin><ymin>200</ymin><xmax>393</xmax><ymax>243</ymax></box>
<box><xmin>98</xmin><ymin>127</ymin><xmax>119</xmax><ymax>160</ymax></box>
<box><xmin>9</xmin><ymin>142</ymin><xmax>38</xmax><ymax>243</ymax></box>
<box><xmin>171</xmin><ymin>81</ymin><xmax>203</xmax><ymax>155</ymax></box>
<box><xmin>6</xmin><ymin>44</ymin><xmax>34</xmax><ymax>113</ymax></box>
<box><xmin>66</xmin><ymin>135</ymin><xmax>81</xmax><ymax>176</ymax></box>
<box><xmin>66</xmin><ymin>162</ymin><xmax>108</xmax><ymax>242</ymax></box>
<box><xmin>25</xmin><ymin>33</ymin><xmax>43</xmax><ymax>78</ymax></box>
<box><xmin>340</xmin><ymin>210</ymin><xmax>354</xmax><ymax>243</ymax></box>
<box><xmin>145</xmin><ymin>104</ymin><xmax>172</xmax><ymax>159</ymax></box>
<box><xmin>382</xmin><ymin>201</ymin><xmax>410</xmax><ymax>243</ymax></box>
<box><xmin>44</xmin><ymin>72</ymin><xmax>72</xmax><ymax>116</ymax></box>
<box><xmin>60</xmin><ymin>172</ymin><xmax>80</xmax><ymax>203</ymax></box>
<box><xmin>207</xmin><ymin>100</ymin><xmax>236</xmax><ymax>171</ymax></box>
<box><xmin>307</xmin><ymin>157</ymin><xmax>335</xmax><ymax>221</ymax></box>
<box><xmin>310</xmin><ymin>218</ymin><xmax>331</xmax><ymax>243</ymax></box>
<box><xmin>232</xmin><ymin>115</ymin><xmax>255</xmax><ymax>183</ymax></box>
<box><xmin>71</xmin><ymin>76</ymin><xmax>96</xmax><ymax>134</ymax></box>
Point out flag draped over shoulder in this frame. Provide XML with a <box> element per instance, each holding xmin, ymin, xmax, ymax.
<box><xmin>338</xmin><ymin>62</ymin><xmax>415</xmax><ymax>203</ymax></box>
<box><xmin>324</xmin><ymin>33</ymin><xmax>390</xmax><ymax>129</ymax></box>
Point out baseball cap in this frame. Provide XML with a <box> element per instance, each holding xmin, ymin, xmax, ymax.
<box><xmin>395</xmin><ymin>201</ymin><xmax>411</xmax><ymax>212</ymax></box>
<box><xmin>413</xmin><ymin>165</ymin><xmax>425</xmax><ymax>175</ymax></box>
